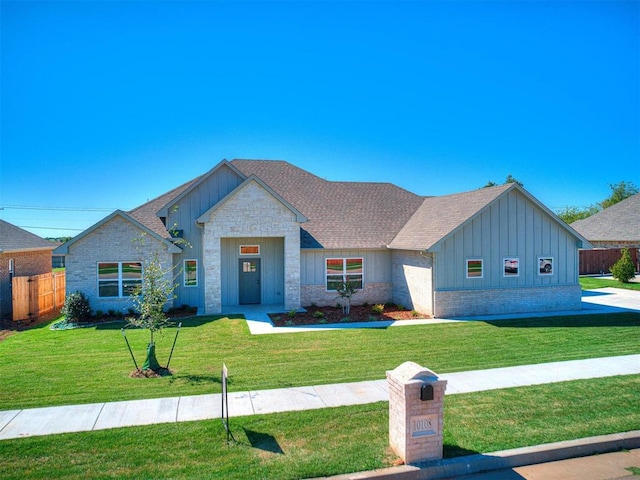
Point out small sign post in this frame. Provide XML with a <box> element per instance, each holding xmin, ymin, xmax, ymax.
<box><xmin>221</xmin><ymin>363</ymin><xmax>234</xmax><ymax>442</ymax></box>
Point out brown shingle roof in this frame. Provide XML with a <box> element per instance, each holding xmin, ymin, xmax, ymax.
<box><xmin>230</xmin><ymin>159</ymin><xmax>425</xmax><ymax>248</ymax></box>
<box><xmin>571</xmin><ymin>192</ymin><xmax>640</xmax><ymax>243</ymax></box>
<box><xmin>0</xmin><ymin>219</ymin><xmax>56</xmax><ymax>253</ymax></box>
<box><xmin>127</xmin><ymin>177</ymin><xmax>201</xmax><ymax>238</ymax></box>
<box><xmin>389</xmin><ymin>184</ymin><xmax>513</xmax><ymax>250</ymax></box>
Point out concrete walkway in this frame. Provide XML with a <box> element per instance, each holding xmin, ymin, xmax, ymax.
<box><xmin>224</xmin><ymin>285</ymin><xmax>640</xmax><ymax>335</ymax></box>
<box><xmin>1</xmin><ymin>353</ymin><xmax>639</xmax><ymax>441</ymax></box>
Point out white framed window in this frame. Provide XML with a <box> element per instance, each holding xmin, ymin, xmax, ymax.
<box><xmin>466</xmin><ymin>259</ymin><xmax>483</xmax><ymax>278</ymax></box>
<box><xmin>239</xmin><ymin>245</ymin><xmax>260</xmax><ymax>256</ymax></box>
<box><xmin>326</xmin><ymin>257</ymin><xmax>363</xmax><ymax>291</ymax></box>
<box><xmin>97</xmin><ymin>262</ymin><xmax>142</xmax><ymax>298</ymax></box>
<box><xmin>184</xmin><ymin>259</ymin><xmax>198</xmax><ymax>287</ymax></box>
<box><xmin>503</xmin><ymin>257</ymin><xmax>519</xmax><ymax>277</ymax></box>
<box><xmin>538</xmin><ymin>257</ymin><xmax>554</xmax><ymax>275</ymax></box>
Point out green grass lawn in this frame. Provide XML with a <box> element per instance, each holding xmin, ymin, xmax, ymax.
<box><xmin>0</xmin><ymin>374</ymin><xmax>638</xmax><ymax>480</ymax></box>
<box><xmin>1</xmin><ymin>310</ymin><xmax>639</xmax><ymax>410</ymax></box>
<box><xmin>580</xmin><ymin>276</ymin><xmax>640</xmax><ymax>291</ymax></box>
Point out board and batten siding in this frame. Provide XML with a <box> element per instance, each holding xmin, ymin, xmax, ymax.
<box><xmin>300</xmin><ymin>249</ymin><xmax>392</xmax><ymax>306</ymax></box>
<box><xmin>220</xmin><ymin>237</ymin><xmax>285</xmax><ymax>306</ymax></box>
<box><xmin>434</xmin><ymin>189</ymin><xmax>579</xmax><ymax>290</ymax></box>
<box><xmin>165</xmin><ymin>164</ymin><xmax>245</xmax><ymax>311</ymax></box>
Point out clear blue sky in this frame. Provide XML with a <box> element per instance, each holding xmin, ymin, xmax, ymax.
<box><xmin>1</xmin><ymin>0</ymin><xmax>638</xmax><ymax>238</ymax></box>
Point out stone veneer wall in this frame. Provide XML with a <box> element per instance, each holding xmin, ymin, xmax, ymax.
<box><xmin>65</xmin><ymin>216</ymin><xmax>173</xmax><ymax>314</ymax></box>
<box><xmin>300</xmin><ymin>282</ymin><xmax>392</xmax><ymax>308</ymax></box>
<box><xmin>202</xmin><ymin>181</ymin><xmax>301</xmax><ymax>314</ymax></box>
<box><xmin>391</xmin><ymin>250</ymin><xmax>433</xmax><ymax>316</ymax></box>
<box><xmin>434</xmin><ymin>284</ymin><xmax>582</xmax><ymax>318</ymax></box>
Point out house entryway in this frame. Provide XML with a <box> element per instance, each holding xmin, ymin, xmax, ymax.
<box><xmin>239</xmin><ymin>258</ymin><xmax>261</xmax><ymax>304</ymax></box>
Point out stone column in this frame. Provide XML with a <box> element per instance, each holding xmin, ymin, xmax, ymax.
<box><xmin>387</xmin><ymin>361</ymin><xmax>447</xmax><ymax>464</ymax></box>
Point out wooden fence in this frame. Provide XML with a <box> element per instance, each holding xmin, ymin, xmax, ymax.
<box><xmin>579</xmin><ymin>248</ymin><xmax>639</xmax><ymax>275</ymax></box>
<box><xmin>12</xmin><ymin>271</ymin><xmax>66</xmax><ymax>321</ymax></box>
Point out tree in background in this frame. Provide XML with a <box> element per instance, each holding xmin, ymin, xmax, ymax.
<box><xmin>556</xmin><ymin>181</ymin><xmax>638</xmax><ymax>224</ymax></box>
<box><xmin>483</xmin><ymin>174</ymin><xmax>523</xmax><ymax>188</ymax></box>
<box><xmin>610</xmin><ymin>248</ymin><xmax>636</xmax><ymax>283</ymax></box>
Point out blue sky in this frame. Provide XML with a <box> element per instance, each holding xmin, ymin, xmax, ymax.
<box><xmin>1</xmin><ymin>0</ymin><xmax>638</xmax><ymax>238</ymax></box>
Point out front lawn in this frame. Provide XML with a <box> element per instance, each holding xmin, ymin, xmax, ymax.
<box><xmin>580</xmin><ymin>276</ymin><xmax>640</xmax><ymax>291</ymax></box>
<box><xmin>0</xmin><ymin>311</ymin><xmax>639</xmax><ymax>410</ymax></box>
<box><xmin>0</xmin><ymin>375</ymin><xmax>638</xmax><ymax>480</ymax></box>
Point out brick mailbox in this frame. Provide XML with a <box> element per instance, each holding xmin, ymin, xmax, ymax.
<box><xmin>387</xmin><ymin>362</ymin><xmax>447</xmax><ymax>464</ymax></box>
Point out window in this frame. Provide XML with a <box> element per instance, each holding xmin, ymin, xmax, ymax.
<box><xmin>538</xmin><ymin>257</ymin><xmax>553</xmax><ymax>275</ymax></box>
<box><xmin>503</xmin><ymin>257</ymin><xmax>519</xmax><ymax>277</ymax></box>
<box><xmin>240</xmin><ymin>245</ymin><xmax>260</xmax><ymax>255</ymax></box>
<box><xmin>326</xmin><ymin>257</ymin><xmax>363</xmax><ymax>290</ymax></box>
<box><xmin>98</xmin><ymin>262</ymin><xmax>142</xmax><ymax>297</ymax></box>
<box><xmin>466</xmin><ymin>259</ymin><xmax>483</xmax><ymax>278</ymax></box>
<box><xmin>184</xmin><ymin>260</ymin><xmax>198</xmax><ymax>287</ymax></box>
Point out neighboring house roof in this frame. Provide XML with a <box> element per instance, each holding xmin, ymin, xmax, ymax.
<box><xmin>54</xmin><ymin>210</ymin><xmax>183</xmax><ymax>255</ymax></box>
<box><xmin>571</xmin><ymin>192</ymin><xmax>640</xmax><ymax>243</ymax></box>
<box><xmin>230</xmin><ymin>159</ymin><xmax>425</xmax><ymax>249</ymax></box>
<box><xmin>0</xmin><ymin>219</ymin><xmax>56</xmax><ymax>253</ymax></box>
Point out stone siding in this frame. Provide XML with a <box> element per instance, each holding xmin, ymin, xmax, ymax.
<box><xmin>434</xmin><ymin>284</ymin><xmax>582</xmax><ymax>318</ymax></box>
<box><xmin>202</xmin><ymin>181</ymin><xmax>301</xmax><ymax>314</ymax></box>
<box><xmin>65</xmin><ymin>216</ymin><xmax>173</xmax><ymax>315</ymax></box>
<box><xmin>391</xmin><ymin>250</ymin><xmax>433</xmax><ymax>315</ymax></box>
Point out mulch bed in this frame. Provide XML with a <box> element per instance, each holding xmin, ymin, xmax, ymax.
<box><xmin>269</xmin><ymin>305</ymin><xmax>430</xmax><ymax>327</ymax></box>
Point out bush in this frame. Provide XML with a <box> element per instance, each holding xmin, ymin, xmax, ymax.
<box><xmin>371</xmin><ymin>304</ymin><xmax>385</xmax><ymax>314</ymax></box>
<box><xmin>610</xmin><ymin>248</ymin><xmax>636</xmax><ymax>283</ymax></box>
<box><xmin>62</xmin><ymin>291</ymin><xmax>92</xmax><ymax>323</ymax></box>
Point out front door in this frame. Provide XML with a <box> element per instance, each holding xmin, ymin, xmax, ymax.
<box><xmin>239</xmin><ymin>259</ymin><xmax>261</xmax><ymax>304</ymax></box>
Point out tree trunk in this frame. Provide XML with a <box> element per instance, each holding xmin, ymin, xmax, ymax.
<box><xmin>142</xmin><ymin>343</ymin><xmax>161</xmax><ymax>371</ymax></box>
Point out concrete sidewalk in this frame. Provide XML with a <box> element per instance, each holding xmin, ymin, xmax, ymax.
<box><xmin>1</xmin><ymin>353</ymin><xmax>639</xmax><ymax>441</ymax></box>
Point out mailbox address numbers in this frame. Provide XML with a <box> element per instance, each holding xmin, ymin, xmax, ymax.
<box><xmin>410</xmin><ymin>414</ymin><xmax>438</xmax><ymax>438</ymax></box>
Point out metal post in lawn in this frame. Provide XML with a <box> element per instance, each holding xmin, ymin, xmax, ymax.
<box><xmin>121</xmin><ymin>328</ymin><xmax>139</xmax><ymax>371</ymax></box>
<box><xmin>221</xmin><ymin>363</ymin><xmax>235</xmax><ymax>442</ymax></box>
<box><xmin>165</xmin><ymin>322</ymin><xmax>182</xmax><ymax>369</ymax></box>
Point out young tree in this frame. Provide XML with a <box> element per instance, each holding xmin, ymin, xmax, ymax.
<box><xmin>127</xmin><ymin>250</ymin><xmax>177</xmax><ymax>372</ymax></box>
<box><xmin>600</xmin><ymin>181</ymin><xmax>639</xmax><ymax>209</ymax></box>
<box><xmin>610</xmin><ymin>248</ymin><xmax>636</xmax><ymax>283</ymax></box>
<box><xmin>336</xmin><ymin>280</ymin><xmax>359</xmax><ymax>315</ymax></box>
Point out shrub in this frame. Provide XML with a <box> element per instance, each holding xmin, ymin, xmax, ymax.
<box><xmin>610</xmin><ymin>248</ymin><xmax>636</xmax><ymax>283</ymax></box>
<box><xmin>312</xmin><ymin>310</ymin><xmax>325</xmax><ymax>319</ymax></box>
<box><xmin>61</xmin><ymin>291</ymin><xmax>92</xmax><ymax>323</ymax></box>
<box><xmin>372</xmin><ymin>304</ymin><xmax>385</xmax><ymax>314</ymax></box>
<box><xmin>287</xmin><ymin>309</ymin><xmax>297</xmax><ymax>319</ymax></box>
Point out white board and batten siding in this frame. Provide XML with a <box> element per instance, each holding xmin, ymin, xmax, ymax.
<box><xmin>434</xmin><ymin>189</ymin><xmax>579</xmax><ymax>290</ymax></box>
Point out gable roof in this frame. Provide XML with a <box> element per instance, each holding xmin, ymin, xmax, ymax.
<box><xmin>0</xmin><ymin>219</ymin><xmax>56</xmax><ymax>253</ymax></box>
<box><xmin>230</xmin><ymin>159</ymin><xmax>425</xmax><ymax>249</ymax></box>
<box><xmin>54</xmin><ymin>210</ymin><xmax>182</xmax><ymax>255</ymax></box>
<box><xmin>389</xmin><ymin>183</ymin><xmax>592</xmax><ymax>252</ymax></box>
<box><xmin>570</xmin><ymin>192</ymin><xmax>640</xmax><ymax>242</ymax></box>
<box><xmin>197</xmin><ymin>175</ymin><xmax>307</xmax><ymax>224</ymax></box>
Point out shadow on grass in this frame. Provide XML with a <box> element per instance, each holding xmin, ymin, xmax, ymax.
<box><xmin>243</xmin><ymin>428</ymin><xmax>285</xmax><ymax>454</ymax></box>
<box><xmin>443</xmin><ymin>444</ymin><xmax>481</xmax><ymax>459</ymax></box>
<box><xmin>169</xmin><ymin>373</ymin><xmax>224</xmax><ymax>386</ymax></box>
<box><xmin>486</xmin><ymin>312</ymin><xmax>640</xmax><ymax>328</ymax></box>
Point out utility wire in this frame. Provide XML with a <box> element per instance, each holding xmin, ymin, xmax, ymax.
<box><xmin>0</xmin><ymin>205</ymin><xmax>115</xmax><ymax>212</ymax></box>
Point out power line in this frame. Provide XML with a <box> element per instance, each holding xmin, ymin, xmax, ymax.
<box><xmin>0</xmin><ymin>205</ymin><xmax>115</xmax><ymax>212</ymax></box>
<box><xmin>16</xmin><ymin>225</ymin><xmax>85</xmax><ymax>231</ymax></box>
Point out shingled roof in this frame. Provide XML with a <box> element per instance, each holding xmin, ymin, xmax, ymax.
<box><xmin>389</xmin><ymin>183</ymin><xmax>513</xmax><ymax>251</ymax></box>
<box><xmin>571</xmin><ymin>192</ymin><xmax>640</xmax><ymax>243</ymax></box>
<box><xmin>230</xmin><ymin>159</ymin><xmax>425</xmax><ymax>248</ymax></box>
<box><xmin>0</xmin><ymin>219</ymin><xmax>56</xmax><ymax>253</ymax></box>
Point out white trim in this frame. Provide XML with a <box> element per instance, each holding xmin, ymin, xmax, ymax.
<box><xmin>325</xmin><ymin>257</ymin><xmax>364</xmax><ymax>291</ymax></box>
<box><xmin>239</xmin><ymin>245</ymin><xmax>260</xmax><ymax>256</ymax></box>
<box><xmin>503</xmin><ymin>257</ymin><xmax>520</xmax><ymax>277</ymax></box>
<box><xmin>97</xmin><ymin>261</ymin><xmax>143</xmax><ymax>298</ymax></box>
<box><xmin>183</xmin><ymin>259</ymin><xmax>198</xmax><ymax>287</ymax></box>
<box><xmin>538</xmin><ymin>256</ymin><xmax>554</xmax><ymax>276</ymax></box>
<box><xmin>466</xmin><ymin>258</ymin><xmax>483</xmax><ymax>279</ymax></box>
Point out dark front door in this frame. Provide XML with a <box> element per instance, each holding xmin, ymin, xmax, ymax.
<box><xmin>239</xmin><ymin>259</ymin><xmax>261</xmax><ymax>304</ymax></box>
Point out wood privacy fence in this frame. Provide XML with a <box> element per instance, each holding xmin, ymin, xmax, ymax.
<box><xmin>12</xmin><ymin>271</ymin><xmax>66</xmax><ymax>321</ymax></box>
<box><xmin>579</xmin><ymin>248</ymin><xmax>639</xmax><ymax>275</ymax></box>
